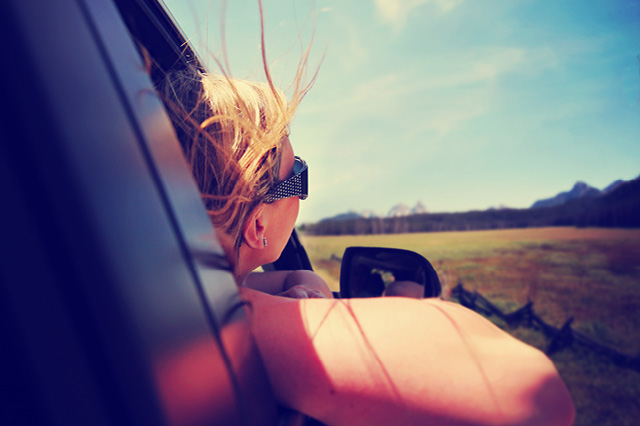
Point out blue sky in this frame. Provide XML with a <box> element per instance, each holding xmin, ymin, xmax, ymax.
<box><xmin>163</xmin><ymin>0</ymin><xmax>640</xmax><ymax>224</ymax></box>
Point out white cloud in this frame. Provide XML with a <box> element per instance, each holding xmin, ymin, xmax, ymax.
<box><xmin>348</xmin><ymin>46</ymin><xmax>541</xmax><ymax>98</ymax></box>
<box><xmin>420</xmin><ymin>46</ymin><xmax>559</xmax><ymax>89</ymax></box>
<box><xmin>323</xmin><ymin>10</ymin><xmax>370</xmax><ymax>71</ymax></box>
<box><xmin>374</xmin><ymin>0</ymin><xmax>462</xmax><ymax>28</ymax></box>
<box><xmin>411</xmin><ymin>91</ymin><xmax>489</xmax><ymax>137</ymax></box>
<box><xmin>302</xmin><ymin>45</ymin><xmax>562</xmax><ymax>141</ymax></box>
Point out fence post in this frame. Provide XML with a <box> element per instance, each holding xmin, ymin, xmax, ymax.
<box><xmin>547</xmin><ymin>317</ymin><xmax>574</xmax><ymax>355</ymax></box>
<box><xmin>505</xmin><ymin>301</ymin><xmax>533</xmax><ymax>328</ymax></box>
<box><xmin>450</xmin><ymin>283</ymin><xmax>640</xmax><ymax>372</ymax></box>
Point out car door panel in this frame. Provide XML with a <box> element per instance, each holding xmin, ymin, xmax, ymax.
<box><xmin>1</xmin><ymin>0</ymin><xmax>278</xmax><ymax>424</ymax></box>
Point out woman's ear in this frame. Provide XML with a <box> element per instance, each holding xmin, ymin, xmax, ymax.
<box><xmin>242</xmin><ymin>205</ymin><xmax>267</xmax><ymax>250</ymax></box>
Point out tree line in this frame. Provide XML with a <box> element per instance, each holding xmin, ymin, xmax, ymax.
<box><xmin>301</xmin><ymin>178</ymin><xmax>640</xmax><ymax>235</ymax></box>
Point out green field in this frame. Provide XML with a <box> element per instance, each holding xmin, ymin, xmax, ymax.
<box><xmin>299</xmin><ymin>227</ymin><xmax>640</xmax><ymax>426</ymax></box>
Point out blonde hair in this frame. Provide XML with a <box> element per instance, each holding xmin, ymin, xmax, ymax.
<box><xmin>157</xmin><ymin>0</ymin><xmax>319</xmax><ymax>260</ymax></box>
<box><xmin>160</xmin><ymin>66</ymin><xmax>302</xmax><ymax>254</ymax></box>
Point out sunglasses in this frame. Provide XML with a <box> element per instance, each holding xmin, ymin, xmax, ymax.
<box><xmin>264</xmin><ymin>156</ymin><xmax>308</xmax><ymax>203</ymax></box>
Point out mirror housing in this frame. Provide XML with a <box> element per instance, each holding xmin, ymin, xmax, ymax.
<box><xmin>339</xmin><ymin>247</ymin><xmax>441</xmax><ymax>298</ymax></box>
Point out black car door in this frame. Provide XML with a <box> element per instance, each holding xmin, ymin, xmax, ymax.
<box><xmin>0</xmin><ymin>0</ymin><xmax>278</xmax><ymax>424</ymax></box>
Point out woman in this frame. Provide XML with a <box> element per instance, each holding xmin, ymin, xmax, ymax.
<box><xmin>161</xmin><ymin>66</ymin><xmax>331</xmax><ymax>299</ymax></box>
<box><xmin>160</xmin><ymin>67</ymin><xmax>575</xmax><ymax>426</ymax></box>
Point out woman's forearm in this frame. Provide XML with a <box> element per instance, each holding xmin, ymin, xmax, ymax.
<box><xmin>243</xmin><ymin>270</ymin><xmax>333</xmax><ymax>298</ymax></box>
<box><xmin>241</xmin><ymin>289</ymin><xmax>575</xmax><ymax>426</ymax></box>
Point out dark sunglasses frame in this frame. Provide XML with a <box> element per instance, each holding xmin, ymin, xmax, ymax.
<box><xmin>264</xmin><ymin>156</ymin><xmax>308</xmax><ymax>203</ymax></box>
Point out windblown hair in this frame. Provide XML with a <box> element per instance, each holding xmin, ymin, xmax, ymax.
<box><xmin>159</xmin><ymin>66</ymin><xmax>301</xmax><ymax>253</ymax></box>
<box><xmin>157</xmin><ymin>0</ymin><xmax>319</xmax><ymax>260</ymax></box>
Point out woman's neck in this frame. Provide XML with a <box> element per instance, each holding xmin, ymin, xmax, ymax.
<box><xmin>235</xmin><ymin>270</ymin><xmax>249</xmax><ymax>286</ymax></box>
<box><xmin>212</xmin><ymin>227</ymin><xmax>260</xmax><ymax>286</ymax></box>
<box><xmin>214</xmin><ymin>228</ymin><xmax>243</xmax><ymax>284</ymax></box>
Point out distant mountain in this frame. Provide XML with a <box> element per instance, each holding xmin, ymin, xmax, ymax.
<box><xmin>313</xmin><ymin>177</ymin><xmax>638</xmax><ymax>228</ymax></box>
<box><xmin>486</xmin><ymin>204</ymin><xmax>511</xmax><ymax>211</ymax></box>
<box><xmin>321</xmin><ymin>209</ymin><xmax>379</xmax><ymax>222</ymax></box>
<box><xmin>387</xmin><ymin>201</ymin><xmax>428</xmax><ymax>217</ymax></box>
<box><xmin>303</xmin><ymin>176</ymin><xmax>640</xmax><ymax>235</ymax></box>
<box><xmin>531</xmin><ymin>181</ymin><xmax>601</xmax><ymax>209</ymax></box>
<box><xmin>603</xmin><ymin>179</ymin><xmax>624</xmax><ymax>194</ymax></box>
<box><xmin>412</xmin><ymin>201</ymin><xmax>428</xmax><ymax>215</ymax></box>
<box><xmin>325</xmin><ymin>210</ymin><xmax>363</xmax><ymax>221</ymax></box>
<box><xmin>387</xmin><ymin>203</ymin><xmax>410</xmax><ymax>217</ymax></box>
<box><xmin>360</xmin><ymin>210</ymin><xmax>379</xmax><ymax>219</ymax></box>
<box><xmin>575</xmin><ymin>177</ymin><xmax>640</xmax><ymax>228</ymax></box>
<box><xmin>322</xmin><ymin>202</ymin><xmax>427</xmax><ymax>222</ymax></box>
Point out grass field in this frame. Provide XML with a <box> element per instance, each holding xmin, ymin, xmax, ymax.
<box><xmin>299</xmin><ymin>227</ymin><xmax>640</xmax><ymax>426</ymax></box>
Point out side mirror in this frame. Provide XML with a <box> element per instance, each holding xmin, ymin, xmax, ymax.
<box><xmin>339</xmin><ymin>247</ymin><xmax>441</xmax><ymax>298</ymax></box>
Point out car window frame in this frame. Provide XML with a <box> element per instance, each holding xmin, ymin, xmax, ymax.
<box><xmin>1</xmin><ymin>0</ymin><xmax>280</xmax><ymax>424</ymax></box>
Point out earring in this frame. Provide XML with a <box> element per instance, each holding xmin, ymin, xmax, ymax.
<box><xmin>263</xmin><ymin>237</ymin><xmax>268</xmax><ymax>247</ymax></box>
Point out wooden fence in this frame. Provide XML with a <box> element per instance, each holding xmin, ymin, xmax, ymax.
<box><xmin>450</xmin><ymin>282</ymin><xmax>640</xmax><ymax>372</ymax></box>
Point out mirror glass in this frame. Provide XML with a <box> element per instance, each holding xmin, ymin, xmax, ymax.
<box><xmin>339</xmin><ymin>247</ymin><xmax>441</xmax><ymax>298</ymax></box>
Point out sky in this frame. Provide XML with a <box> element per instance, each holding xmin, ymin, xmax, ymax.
<box><xmin>162</xmin><ymin>0</ymin><xmax>640</xmax><ymax>224</ymax></box>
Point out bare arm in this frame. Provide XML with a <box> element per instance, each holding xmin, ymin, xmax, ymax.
<box><xmin>243</xmin><ymin>270</ymin><xmax>333</xmax><ymax>298</ymax></box>
<box><xmin>241</xmin><ymin>288</ymin><xmax>575</xmax><ymax>426</ymax></box>
<box><xmin>383</xmin><ymin>280</ymin><xmax>425</xmax><ymax>298</ymax></box>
